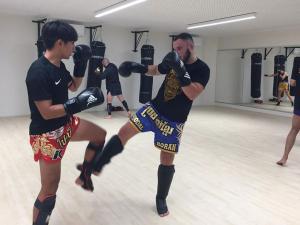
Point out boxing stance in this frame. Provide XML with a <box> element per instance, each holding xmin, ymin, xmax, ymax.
<box><xmin>95</xmin><ymin>58</ymin><xmax>130</xmax><ymax>119</ymax></box>
<box><xmin>265</xmin><ymin>70</ymin><xmax>294</xmax><ymax>106</ymax></box>
<box><xmin>91</xmin><ymin>33</ymin><xmax>210</xmax><ymax>217</ymax></box>
<box><xmin>26</xmin><ymin>20</ymin><xmax>106</xmax><ymax>225</ymax></box>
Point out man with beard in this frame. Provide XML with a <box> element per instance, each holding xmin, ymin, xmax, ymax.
<box><xmin>91</xmin><ymin>33</ymin><xmax>210</xmax><ymax>217</ymax></box>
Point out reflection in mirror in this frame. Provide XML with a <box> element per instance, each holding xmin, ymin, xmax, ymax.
<box><xmin>216</xmin><ymin>47</ymin><xmax>300</xmax><ymax>113</ymax></box>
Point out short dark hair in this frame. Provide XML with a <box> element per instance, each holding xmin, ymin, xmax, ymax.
<box><xmin>41</xmin><ymin>20</ymin><xmax>78</xmax><ymax>50</ymax></box>
<box><xmin>174</xmin><ymin>33</ymin><xmax>194</xmax><ymax>43</ymax></box>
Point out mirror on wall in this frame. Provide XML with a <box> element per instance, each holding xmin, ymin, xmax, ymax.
<box><xmin>215</xmin><ymin>47</ymin><xmax>300</xmax><ymax>113</ymax></box>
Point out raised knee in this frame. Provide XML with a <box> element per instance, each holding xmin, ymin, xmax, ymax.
<box><xmin>92</xmin><ymin>129</ymin><xmax>107</xmax><ymax>145</ymax></box>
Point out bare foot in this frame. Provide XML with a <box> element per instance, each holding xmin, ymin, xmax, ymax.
<box><xmin>75</xmin><ymin>177</ymin><xmax>84</xmax><ymax>186</ymax></box>
<box><xmin>104</xmin><ymin>115</ymin><xmax>112</xmax><ymax>119</ymax></box>
<box><xmin>93</xmin><ymin>171</ymin><xmax>101</xmax><ymax>176</ymax></box>
<box><xmin>76</xmin><ymin>163</ymin><xmax>100</xmax><ymax>176</ymax></box>
<box><xmin>159</xmin><ymin>211</ymin><xmax>169</xmax><ymax>217</ymax></box>
<box><xmin>276</xmin><ymin>159</ymin><xmax>287</xmax><ymax>166</ymax></box>
<box><xmin>156</xmin><ymin>198</ymin><xmax>170</xmax><ymax>217</ymax></box>
<box><xmin>75</xmin><ymin>176</ymin><xmax>94</xmax><ymax>192</ymax></box>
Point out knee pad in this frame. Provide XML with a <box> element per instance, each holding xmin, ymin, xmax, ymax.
<box><xmin>33</xmin><ymin>195</ymin><xmax>56</xmax><ymax>225</ymax></box>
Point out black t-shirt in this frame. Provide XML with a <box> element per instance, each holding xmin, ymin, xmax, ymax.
<box><xmin>279</xmin><ymin>72</ymin><xmax>288</xmax><ymax>82</ymax></box>
<box><xmin>101</xmin><ymin>63</ymin><xmax>121</xmax><ymax>90</ymax></box>
<box><xmin>292</xmin><ymin>67</ymin><xmax>300</xmax><ymax>110</ymax></box>
<box><xmin>151</xmin><ymin>58</ymin><xmax>210</xmax><ymax>123</ymax></box>
<box><xmin>26</xmin><ymin>56</ymin><xmax>73</xmax><ymax>134</ymax></box>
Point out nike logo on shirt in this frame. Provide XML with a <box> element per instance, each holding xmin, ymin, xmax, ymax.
<box><xmin>55</xmin><ymin>79</ymin><xmax>61</xmax><ymax>85</ymax></box>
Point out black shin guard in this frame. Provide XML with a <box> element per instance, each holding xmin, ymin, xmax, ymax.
<box><xmin>78</xmin><ymin>160</ymin><xmax>94</xmax><ymax>191</ymax></box>
<box><xmin>121</xmin><ymin>100</ymin><xmax>129</xmax><ymax>112</ymax></box>
<box><xmin>107</xmin><ymin>103</ymin><xmax>112</xmax><ymax>115</ymax></box>
<box><xmin>33</xmin><ymin>195</ymin><xmax>56</xmax><ymax>225</ymax></box>
<box><xmin>93</xmin><ymin>135</ymin><xmax>124</xmax><ymax>173</ymax></box>
<box><xmin>156</xmin><ymin>164</ymin><xmax>175</xmax><ymax>215</ymax></box>
<box><xmin>77</xmin><ymin>142</ymin><xmax>104</xmax><ymax>191</ymax></box>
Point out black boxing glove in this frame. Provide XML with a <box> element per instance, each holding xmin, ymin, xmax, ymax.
<box><xmin>118</xmin><ymin>61</ymin><xmax>148</xmax><ymax>77</ymax></box>
<box><xmin>73</xmin><ymin>45</ymin><xmax>92</xmax><ymax>77</ymax></box>
<box><xmin>162</xmin><ymin>51</ymin><xmax>191</xmax><ymax>87</ymax></box>
<box><xmin>64</xmin><ymin>87</ymin><xmax>104</xmax><ymax>115</ymax></box>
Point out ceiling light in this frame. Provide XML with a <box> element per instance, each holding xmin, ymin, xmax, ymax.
<box><xmin>187</xmin><ymin>12</ymin><xmax>256</xmax><ymax>30</ymax></box>
<box><xmin>95</xmin><ymin>0</ymin><xmax>147</xmax><ymax>18</ymax></box>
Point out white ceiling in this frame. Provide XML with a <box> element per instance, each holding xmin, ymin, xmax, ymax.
<box><xmin>1</xmin><ymin>0</ymin><xmax>300</xmax><ymax>37</ymax></box>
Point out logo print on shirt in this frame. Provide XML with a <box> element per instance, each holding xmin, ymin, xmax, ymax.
<box><xmin>164</xmin><ymin>69</ymin><xmax>181</xmax><ymax>101</ymax></box>
<box><xmin>55</xmin><ymin>79</ymin><xmax>61</xmax><ymax>85</ymax></box>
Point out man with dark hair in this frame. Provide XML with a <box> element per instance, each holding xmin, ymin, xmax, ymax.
<box><xmin>26</xmin><ymin>20</ymin><xmax>106</xmax><ymax>225</ymax></box>
<box><xmin>265</xmin><ymin>69</ymin><xmax>294</xmax><ymax>106</ymax></box>
<box><xmin>95</xmin><ymin>58</ymin><xmax>131</xmax><ymax>119</ymax></box>
<box><xmin>92</xmin><ymin>32</ymin><xmax>210</xmax><ymax>217</ymax></box>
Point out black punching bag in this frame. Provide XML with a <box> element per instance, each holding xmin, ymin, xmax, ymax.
<box><xmin>273</xmin><ymin>55</ymin><xmax>286</xmax><ymax>97</ymax></box>
<box><xmin>87</xmin><ymin>41</ymin><xmax>106</xmax><ymax>88</ymax></box>
<box><xmin>251</xmin><ymin>53</ymin><xmax>262</xmax><ymax>98</ymax></box>
<box><xmin>36</xmin><ymin>37</ymin><xmax>45</xmax><ymax>58</ymax></box>
<box><xmin>290</xmin><ymin>57</ymin><xmax>300</xmax><ymax>96</ymax></box>
<box><xmin>139</xmin><ymin>45</ymin><xmax>154</xmax><ymax>103</ymax></box>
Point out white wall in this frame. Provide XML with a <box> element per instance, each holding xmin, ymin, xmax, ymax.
<box><xmin>219</xmin><ymin>26</ymin><xmax>300</xmax><ymax>50</ymax></box>
<box><xmin>215</xmin><ymin>50</ymin><xmax>242</xmax><ymax>104</ymax></box>
<box><xmin>0</xmin><ymin>14</ymin><xmax>37</xmax><ymax>117</ymax></box>
<box><xmin>0</xmin><ymin>14</ymin><xmax>216</xmax><ymax>117</ymax></box>
<box><xmin>194</xmin><ymin>37</ymin><xmax>218</xmax><ymax>106</ymax></box>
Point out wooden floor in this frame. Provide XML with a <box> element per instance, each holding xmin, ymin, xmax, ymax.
<box><xmin>1</xmin><ymin>106</ymin><xmax>300</xmax><ymax>225</ymax></box>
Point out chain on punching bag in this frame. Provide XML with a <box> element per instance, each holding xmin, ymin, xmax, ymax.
<box><xmin>251</xmin><ymin>53</ymin><xmax>262</xmax><ymax>99</ymax></box>
<box><xmin>87</xmin><ymin>41</ymin><xmax>106</xmax><ymax>88</ymax></box>
<box><xmin>139</xmin><ymin>44</ymin><xmax>154</xmax><ymax>103</ymax></box>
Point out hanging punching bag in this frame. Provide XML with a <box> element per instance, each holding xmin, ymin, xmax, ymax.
<box><xmin>273</xmin><ymin>55</ymin><xmax>286</xmax><ymax>98</ymax></box>
<box><xmin>139</xmin><ymin>44</ymin><xmax>154</xmax><ymax>103</ymax></box>
<box><xmin>36</xmin><ymin>37</ymin><xmax>45</xmax><ymax>58</ymax></box>
<box><xmin>251</xmin><ymin>53</ymin><xmax>262</xmax><ymax>99</ymax></box>
<box><xmin>87</xmin><ymin>41</ymin><xmax>106</xmax><ymax>88</ymax></box>
<box><xmin>290</xmin><ymin>57</ymin><xmax>300</xmax><ymax>96</ymax></box>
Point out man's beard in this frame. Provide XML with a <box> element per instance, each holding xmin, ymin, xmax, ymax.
<box><xmin>183</xmin><ymin>49</ymin><xmax>191</xmax><ymax>63</ymax></box>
